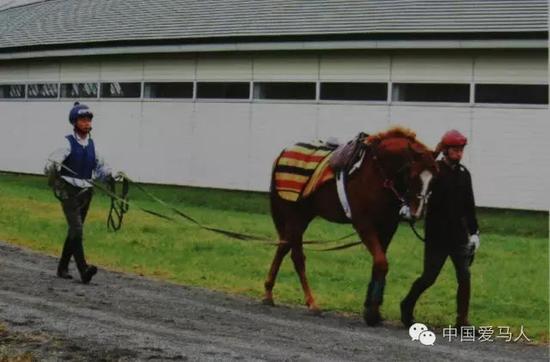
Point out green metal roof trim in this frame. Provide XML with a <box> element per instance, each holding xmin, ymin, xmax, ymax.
<box><xmin>0</xmin><ymin>0</ymin><xmax>547</xmax><ymax>51</ymax></box>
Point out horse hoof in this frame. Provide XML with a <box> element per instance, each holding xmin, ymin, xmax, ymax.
<box><xmin>308</xmin><ymin>307</ymin><xmax>322</xmax><ymax>316</ymax></box>
<box><xmin>363</xmin><ymin>310</ymin><xmax>383</xmax><ymax>326</ymax></box>
<box><xmin>262</xmin><ymin>298</ymin><xmax>275</xmax><ymax>306</ymax></box>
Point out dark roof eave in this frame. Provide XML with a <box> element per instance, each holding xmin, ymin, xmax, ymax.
<box><xmin>0</xmin><ymin>31</ymin><xmax>547</xmax><ymax>55</ymax></box>
<box><xmin>0</xmin><ymin>31</ymin><xmax>547</xmax><ymax>60</ymax></box>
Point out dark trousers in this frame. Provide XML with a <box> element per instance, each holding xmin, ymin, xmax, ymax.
<box><xmin>402</xmin><ymin>243</ymin><xmax>472</xmax><ymax>320</ymax></box>
<box><xmin>57</xmin><ymin>184</ymin><xmax>93</xmax><ymax>274</ymax></box>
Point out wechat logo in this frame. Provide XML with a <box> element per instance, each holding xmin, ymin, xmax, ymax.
<box><xmin>409</xmin><ymin>323</ymin><xmax>436</xmax><ymax>346</ymax></box>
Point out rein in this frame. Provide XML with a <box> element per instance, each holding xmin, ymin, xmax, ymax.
<box><xmin>408</xmin><ymin>220</ymin><xmax>426</xmax><ymax>242</ymax></box>
<box><xmin>371</xmin><ymin>152</ymin><xmax>409</xmax><ymax>204</ymax></box>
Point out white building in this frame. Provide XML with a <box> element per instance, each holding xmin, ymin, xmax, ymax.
<box><xmin>0</xmin><ymin>0</ymin><xmax>548</xmax><ymax>210</ymax></box>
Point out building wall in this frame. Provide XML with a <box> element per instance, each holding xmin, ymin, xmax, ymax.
<box><xmin>0</xmin><ymin>50</ymin><xmax>548</xmax><ymax>210</ymax></box>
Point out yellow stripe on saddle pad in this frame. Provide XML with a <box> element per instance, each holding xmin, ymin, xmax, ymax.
<box><xmin>302</xmin><ymin>156</ymin><xmax>334</xmax><ymax>198</ymax></box>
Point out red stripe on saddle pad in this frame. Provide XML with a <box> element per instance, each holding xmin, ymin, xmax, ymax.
<box><xmin>320</xmin><ymin>166</ymin><xmax>333</xmax><ymax>181</ymax></box>
<box><xmin>281</xmin><ymin>151</ymin><xmax>327</xmax><ymax>163</ymax></box>
<box><xmin>275</xmin><ymin>179</ymin><xmax>304</xmax><ymax>191</ymax></box>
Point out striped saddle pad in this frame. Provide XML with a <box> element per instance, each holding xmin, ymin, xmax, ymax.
<box><xmin>274</xmin><ymin>142</ymin><xmax>336</xmax><ymax>202</ymax></box>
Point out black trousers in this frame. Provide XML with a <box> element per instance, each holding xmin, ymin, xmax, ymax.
<box><xmin>57</xmin><ymin>184</ymin><xmax>93</xmax><ymax>274</ymax></box>
<box><xmin>402</xmin><ymin>243</ymin><xmax>472</xmax><ymax>314</ymax></box>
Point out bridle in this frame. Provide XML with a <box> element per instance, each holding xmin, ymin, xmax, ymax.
<box><xmin>370</xmin><ymin>144</ymin><xmax>415</xmax><ymax>205</ymax></box>
<box><xmin>369</xmin><ymin>140</ymin><xmax>433</xmax><ymax>241</ymax></box>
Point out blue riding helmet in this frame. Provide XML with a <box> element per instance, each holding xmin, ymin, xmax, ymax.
<box><xmin>68</xmin><ymin>102</ymin><xmax>94</xmax><ymax>125</ymax></box>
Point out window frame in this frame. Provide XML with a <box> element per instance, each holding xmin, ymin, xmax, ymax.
<box><xmin>195</xmin><ymin>81</ymin><xmax>251</xmax><ymax>102</ymax></box>
<box><xmin>390</xmin><ymin>82</ymin><xmax>471</xmax><ymax>104</ymax></box>
<box><xmin>99</xmin><ymin>81</ymin><xmax>143</xmax><ymax>99</ymax></box>
<box><xmin>252</xmin><ymin>81</ymin><xmax>317</xmax><ymax>102</ymax></box>
<box><xmin>143</xmin><ymin>80</ymin><xmax>195</xmax><ymax>101</ymax></box>
<box><xmin>26</xmin><ymin>82</ymin><xmax>60</xmax><ymax>100</ymax></box>
<box><xmin>0</xmin><ymin>83</ymin><xmax>27</xmax><ymax>100</ymax></box>
<box><xmin>474</xmin><ymin>83</ymin><xmax>549</xmax><ymax>106</ymax></box>
<box><xmin>319</xmin><ymin>81</ymin><xmax>389</xmax><ymax>103</ymax></box>
<box><xmin>59</xmin><ymin>81</ymin><xmax>100</xmax><ymax>99</ymax></box>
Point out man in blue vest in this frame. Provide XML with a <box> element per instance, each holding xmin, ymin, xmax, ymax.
<box><xmin>45</xmin><ymin>102</ymin><xmax>112</xmax><ymax>284</ymax></box>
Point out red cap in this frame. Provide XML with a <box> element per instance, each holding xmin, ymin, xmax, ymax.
<box><xmin>440</xmin><ymin>129</ymin><xmax>467</xmax><ymax>147</ymax></box>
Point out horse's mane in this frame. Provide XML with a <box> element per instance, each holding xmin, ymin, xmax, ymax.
<box><xmin>366</xmin><ymin>126</ymin><xmax>430</xmax><ymax>150</ymax></box>
<box><xmin>367</xmin><ymin>126</ymin><xmax>416</xmax><ymax>143</ymax></box>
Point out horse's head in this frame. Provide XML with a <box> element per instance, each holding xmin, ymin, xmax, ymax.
<box><xmin>367</xmin><ymin>128</ymin><xmax>437</xmax><ymax>220</ymax></box>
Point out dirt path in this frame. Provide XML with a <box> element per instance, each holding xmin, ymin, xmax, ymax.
<box><xmin>0</xmin><ymin>241</ymin><xmax>547</xmax><ymax>361</ymax></box>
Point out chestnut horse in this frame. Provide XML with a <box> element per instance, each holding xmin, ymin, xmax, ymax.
<box><xmin>263</xmin><ymin>127</ymin><xmax>437</xmax><ymax>325</ymax></box>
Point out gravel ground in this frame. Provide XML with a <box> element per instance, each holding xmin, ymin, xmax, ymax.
<box><xmin>0</xmin><ymin>241</ymin><xmax>547</xmax><ymax>361</ymax></box>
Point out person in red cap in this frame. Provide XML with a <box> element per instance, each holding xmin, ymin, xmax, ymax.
<box><xmin>400</xmin><ymin>129</ymin><xmax>479</xmax><ymax>328</ymax></box>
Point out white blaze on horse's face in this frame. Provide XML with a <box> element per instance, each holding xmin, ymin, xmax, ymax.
<box><xmin>414</xmin><ymin>170</ymin><xmax>433</xmax><ymax>219</ymax></box>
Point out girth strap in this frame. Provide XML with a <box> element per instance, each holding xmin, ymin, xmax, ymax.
<box><xmin>336</xmin><ymin>170</ymin><xmax>352</xmax><ymax>219</ymax></box>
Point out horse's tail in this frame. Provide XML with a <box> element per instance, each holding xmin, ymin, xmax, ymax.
<box><xmin>269</xmin><ymin>150</ymin><xmax>287</xmax><ymax>237</ymax></box>
<box><xmin>269</xmin><ymin>148</ymin><xmax>287</xmax><ymax>194</ymax></box>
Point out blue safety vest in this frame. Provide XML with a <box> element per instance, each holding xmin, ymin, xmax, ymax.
<box><xmin>60</xmin><ymin>135</ymin><xmax>97</xmax><ymax>180</ymax></box>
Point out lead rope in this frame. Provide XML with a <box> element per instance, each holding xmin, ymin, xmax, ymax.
<box><xmin>107</xmin><ymin>175</ymin><xmax>130</xmax><ymax>231</ymax></box>
<box><xmin>47</xmin><ymin>161</ymin><xmax>358</xmax><ymax>249</ymax></box>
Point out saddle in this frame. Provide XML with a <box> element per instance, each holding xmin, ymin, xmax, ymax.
<box><xmin>274</xmin><ymin>133</ymin><xmax>369</xmax><ymax>202</ymax></box>
<box><xmin>329</xmin><ymin>132</ymin><xmax>369</xmax><ymax>174</ymax></box>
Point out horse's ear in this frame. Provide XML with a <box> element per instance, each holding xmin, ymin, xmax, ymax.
<box><xmin>409</xmin><ymin>141</ymin><xmax>426</xmax><ymax>155</ymax></box>
<box><xmin>365</xmin><ymin>134</ymin><xmax>379</xmax><ymax>147</ymax></box>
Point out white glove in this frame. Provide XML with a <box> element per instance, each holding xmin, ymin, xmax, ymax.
<box><xmin>114</xmin><ymin>171</ymin><xmax>126</xmax><ymax>180</ymax></box>
<box><xmin>399</xmin><ymin>205</ymin><xmax>412</xmax><ymax>220</ymax></box>
<box><xmin>469</xmin><ymin>233</ymin><xmax>480</xmax><ymax>252</ymax></box>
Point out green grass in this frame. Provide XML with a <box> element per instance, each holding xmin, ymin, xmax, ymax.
<box><xmin>0</xmin><ymin>172</ymin><xmax>548</xmax><ymax>344</ymax></box>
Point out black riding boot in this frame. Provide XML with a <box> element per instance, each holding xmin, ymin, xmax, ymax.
<box><xmin>456</xmin><ymin>280</ymin><xmax>471</xmax><ymax>327</ymax></box>
<box><xmin>57</xmin><ymin>235</ymin><xmax>73</xmax><ymax>279</ymax></box>
<box><xmin>69</xmin><ymin>236</ymin><xmax>97</xmax><ymax>284</ymax></box>
<box><xmin>400</xmin><ymin>279</ymin><xmax>429</xmax><ymax>327</ymax></box>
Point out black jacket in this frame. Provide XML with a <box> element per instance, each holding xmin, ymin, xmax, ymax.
<box><xmin>425</xmin><ymin>160</ymin><xmax>479</xmax><ymax>248</ymax></box>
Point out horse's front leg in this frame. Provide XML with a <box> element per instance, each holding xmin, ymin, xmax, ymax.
<box><xmin>357</xmin><ymin>227</ymin><xmax>389</xmax><ymax>326</ymax></box>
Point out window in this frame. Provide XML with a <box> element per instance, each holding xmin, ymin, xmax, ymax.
<box><xmin>321</xmin><ymin>82</ymin><xmax>387</xmax><ymax>101</ymax></box>
<box><xmin>144</xmin><ymin>82</ymin><xmax>193</xmax><ymax>98</ymax></box>
<box><xmin>0</xmin><ymin>84</ymin><xmax>25</xmax><ymax>98</ymax></box>
<box><xmin>475</xmin><ymin>84</ymin><xmax>548</xmax><ymax>105</ymax></box>
<box><xmin>254</xmin><ymin>82</ymin><xmax>316</xmax><ymax>100</ymax></box>
<box><xmin>100</xmin><ymin>82</ymin><xmax>141</xmax><ymax>98</ymax></box>
<box><xmin>27</xmin><ymin>83</ymin><xmax>58</xmax><ymax>98</ymax></box>
<box><xmin>196</xmin><ymin>82</ymin><xmax>249</xmax><ymax>99</ymax></box>
<box><xmin>60</xmin><ymin>83</ymin><xmax>98</xmax><ymax>98</ymax></box>
<box><xmin>392</xmin><ymin>83</ymin><xmax>469</xmax><ymax>103</ymax></box>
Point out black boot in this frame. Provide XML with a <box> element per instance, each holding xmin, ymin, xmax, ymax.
<box><xmin>57</xmin><ymin>235</ymin><xmax>73</xmax><ymax>279</ymax></box>
<box><xmin>456</xmin><ymin>280</ymin><xmax>471</xmax><ymax>327</ymax></box>
<box><xmin>80</xmin><ymin>265</ymin><xmax>98</xmax><ymax>284</ymax></box>
<box><xmin>56</xmin><ymin>269</ymin><xmax>73</xmax><ymax>279</ymax></box>
<box><xmin>400</xmin><ymin>298</ymin><xmax>416</xmax><ymax>327</ymax></box>
<box><xmin>400</xmin><ymin>278</ymin><xmax>429</xmax><ymax>328</ymax></box>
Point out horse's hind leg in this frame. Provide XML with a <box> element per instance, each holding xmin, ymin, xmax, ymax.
<box><xmin>290</xmin><ymin>242</ymin><xmax>321</xmax><ymax>314</ymax></box>
<box><xmin>263</xmin><ymin>194</ymin><xmax>298</xmax><ymax>306</ymax></box>
<box><xmin>264</xmin><ymin>197</ymin><xmax>315</xmax><ymax>311</ymax></box>
<box><xmin>263</xmin><ymin>242</ymin><xmax>291</xmax><ymax>306</ymax></box>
